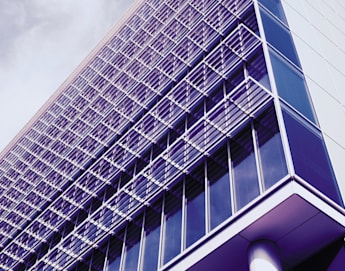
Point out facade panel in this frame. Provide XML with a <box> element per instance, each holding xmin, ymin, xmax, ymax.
<box><xmin>0</xmin><ymin>0</ymin><xmax>344</xmax><ymax>270</ymax></box>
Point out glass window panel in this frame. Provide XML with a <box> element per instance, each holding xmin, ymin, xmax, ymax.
<box><xmin>72</xmin><ymin>261</ymin><xmax>89</xmax><ymax>271</ymax></box>
<box><xmin>208</xmin><ymin>145</ymin><xmax>232</xmax><ymax>229</ymax></box>
<box><xmin>261</xmin><ymin>9</ymin><xmax>300</xmax><ymax>66</ymax></box>
<box><xmin>163</xmin><ymin>184</ymin><xmax>182</xmax><ymax>264</ymax></box>
<box><xmin>258</xmin><ymin>0</ymin><xmax>287</xmax><ymax>23</ymax></box>
<box><xmin>142</xmin><ymin>226</ymin><xmax>160</xmax><ymax>271</ymax></box>
<box><xmin>123</xmin><ymin>242</ymin><xmax>140</xmax><ymax>271</ymax></box>
<box><xmin>123</xmin><ymin>221</ymin><xmax>142</xmax><ymax>271</ymax></box>
<box><xmin>270</xmin><ymin>52</ymin><xmax>316</xmax><ymax>123</ymax></box>
<box><xmin>283</xmin><ymin>110</ymin><xmax>342</xmax><ymax>205</ymax></box>
<box><xmin>107</xmin><ymin>236</ymin><xmax>123</xmax><ymax>271</ymax></box>
<box><xmin>185</xmin><ymin>172</ymin><xmax>205</xmax><ymax>247</ymax></box>
<box><xmin>143</xmin><ymin>227</ymin><xmax>160</xmax><ymax>271</ymax></box>
<box><xmin>246</xmin><ymin>48</ymin><xmax>271</xmax><ymax>91</ymax></box>
<box><xmin>255</xmin><ymin>108</ymin><xmax>287</xmax><ymax>189</ymax></box>
<box><xmin>92</xmin><ymin>246</ymin><xmax>107</xmax><ymax>271</ymax></box>
<box><xmin>108</xmin><ymin>257</ymin><xmax>120</xmax><ymax>271</ymax></box>
<box><xmin>231</xmin><ymin>128</ymin><xmax>260</xmax><ymax>210</ymax></box>
<box><xmin>142</xmin><ymin>203</ymin><xmax>162</xmax><ymax>271</ymax></box>
<box><xmin>225</xmin><ymin>66</ymin><xmax>244</xmax><ymax>93</ymax></box>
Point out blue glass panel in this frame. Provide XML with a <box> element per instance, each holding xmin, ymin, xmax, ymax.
<box><xmin>142</xmin><ymin>226</ymin><xmax>160</xmax><ymax>271</ymax></box>
<box><xmin>270</xmin><ymin>52</ymin><xmax>316</xmax><ymax>123</ymax></box>
<box><xmin>208</xmin><ymin>146</ymin><xmax>232</xmax><ymax>229</ymax></box>
<box><xmin>142</xmin><ymin>205</ymin><xmax>161</xmax><ymax>271</ymax></box>
<box><xmin>108</xmin><ymin>236</ymin><xmax>122</xmax><ymax>271</ymax></box>
<box><xmin>283</xmin><ymin>110</ymin><xmax>342</xmax><ymax>205</ymax></box>
<box><xmin>246</xmin><ymin>48</ymin><xmax>271</xmax><ymax>91</ymax></box>
<box><xmin>258</xmin><ymin>0</ymin><xmax>287</xmax><ymax>23</ymax></box>
<box><xmin>164</xmin><ymin>209</ymin><xmax>182</xmax><ymax>263</ymax></box>
<box><xmin>261</xmin><ymin>9</ymin><xmax>300</xmax><ymax>66</ymax></box>
<box><xmin>186</xmin><ymin>176</ymin><xmax>205</xmax><ymax>247</ymax></box>
<box><xmin>123</xmin><ymin>242</ymin><xmax>140</xmax><ymax>271</ymax></box>
<box><xmin>231</xmin><ymin>128</ymin><xmax>260</xmax><ymax>210</ymax></box>
<box><xmin>255</xmin><ymin>108</ymin><xmax>287</xmax><ymax>189</ymax></box>
<box><xmin>163</xmin><ymin>187</ymin><xmax>182</xmax><ymax>264</ymax></box>
<box><xmin>210</xmin><ymin>173</ymin><xmax>231</xmax><ymax>228</ymax></box>
<box><xmin>123</xmin><ymin>221</ymin><xmax>142</xmax><ymax>271</ymax></box>
<box><xmin>108</xmin><ymin>258</ymin><xmax>120</xmax><ymax>271</ymax></box>
<box><xmin>225</xmin><ymin>66</ymin><xmax>244</xmax><ymax>94</ymax></box>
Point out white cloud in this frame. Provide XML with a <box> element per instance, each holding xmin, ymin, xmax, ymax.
<box><xmin>0</xmin><ymin>0</ymin><xmax>135</xmax><ymax>152</ymax></box>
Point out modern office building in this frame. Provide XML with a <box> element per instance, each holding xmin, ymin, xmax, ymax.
<box><xmin>0</xmin><ymin>0</ymin><xmax>344</xmax><ymax>270</ymax></box>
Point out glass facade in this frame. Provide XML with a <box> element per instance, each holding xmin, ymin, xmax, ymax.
<box><xmin>0</xmin><ymin>0</ymin><xmax>342</xmax><ymax>270</ymax></box>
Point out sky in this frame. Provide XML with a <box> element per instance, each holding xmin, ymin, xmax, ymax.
<box><xmin>0</xmin><ymin>0</ymin><xmax>135</xmax><ymax>153</ymax></box>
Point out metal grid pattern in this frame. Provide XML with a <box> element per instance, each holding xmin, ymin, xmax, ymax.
<box><xmin>0</xmin><ymin>0</ymin><xmax>273</xmax><ymax>270</ymax></box>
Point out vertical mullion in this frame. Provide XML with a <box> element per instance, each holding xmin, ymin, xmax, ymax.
<box><xmin>102</xmin><ymin>239</ymin><xmax>110</xmax><ymax>271</ymax></box>
<box><xmin>157</xmin><ymin>193</ymin><xmax>165</xmax><ymax>269</ymax></box>
<box><xmin>251</xmin><ymin>121</ymin><xmax>264</xmax><ymax>194</ymax></box>
<box><xmin>205</xmin><ymin>158</ymin><xmax>210</xmax><ymax>234</ymax></box>
<box><xmin>223</xmin><ymin>78</ymin><xmax>237</xmax><ymax>216</ymax></box>
<box><xmin>181</xmin><ymin>177</ymin><xmax>186</xmax><ymax>251</ymax></box>
<box><xmin>137</xmin><ymin>209</ymin><xmax>146</xmax><ymax>271</ymax></box>
<box><xmin>118</xmin><ymin>226</ymin><xmax>127</xmax><ymax>271</ymax></box>
<box><xmin>227</xmin><ymin>138</ymin><xmax>236</xmax><ymax>215</ymax></box>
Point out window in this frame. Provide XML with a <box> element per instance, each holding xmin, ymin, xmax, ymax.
<box><xmin>122</xmin><ymin>220</ymin><xmax>142</xmax><ymax>271</ymax></box>
<box><xmin>185</xmin><ymin>173</ymin><xmax>205</xmax><ymax>247</ymax></box>
<box><xmin>163</xmin><ymin>185</ymin><xmax>182</xmax><ymax>264</ymax></box>
<box><xmin>208</xmin><ymin>146</ymin><xmax>232</xmax><ymax>229</ymax></box>
<box><xmin>258</xmin><ymin>0</ymin><xmax>287</xmax><ymax>24</ymax></box>
<box><xmin>261</xmin><ymin>9</ymin><xmax>300</xmax><ymax>66</ymax></box>
<box><xmin>270</xmin><ymin>51</ymin><xmax>316</xmax><ymax>123</ymax></box>
<box><xmin>231</xmin><ymin>127</ymin><xmax>260</xmax><ymax>210</ymax></box>
<box><xmin>107</xmin><ymin>236</ymin><xmax>123</xmax><ymax>271</ymax></box>
<box><xmin>283</xmin><ymin>110</ymin><xmax>342</xmax><ymax>205</ymax></box>
<box><xmin>255</xmin><ymin>108</ymin><xmax>287</xmax><ymax>189</ymax></box>
<box><xmin>142</xmin><ymin>203</ymin><xmax>162</xmax><ymax>271</ymax></box>
<box><xmin>246</xmin><ymin>48</ymin><xmax>271</xmax><ymax>91</ymax></box>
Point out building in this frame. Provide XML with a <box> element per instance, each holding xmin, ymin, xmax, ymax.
<box><xmin>0</xmin><ymin>0</ymin><xmax>344</xmax><ymax>270</ymax></box>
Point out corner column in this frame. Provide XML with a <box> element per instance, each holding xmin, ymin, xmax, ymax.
<box><xmin>248</xmin><ymin>240</ymin><xmax>282</xmax><ymax>271</ymax></box>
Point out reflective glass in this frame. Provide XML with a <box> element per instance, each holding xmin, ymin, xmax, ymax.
<box><xmin>208</xmin><ymin>146</ymin><xmax>232</xmax><ymax>229</ymax></box>
<box><xmin>258</xmin><ymin>0</ymin><xmax>287</xmax><ymax>23</ymax></box>
<box><xmin>123</xmin><ymin>222</ymin><xmax>142</xmax><ymax>271</ymax></box>
<box><xmin>283</xmin><ymin>110</ymin><xmax>342</xmax><ymax>205</ymax></box>
<box><xmin>231</xmin><ymin>128</ymin><xmax>260</xmax><ymax>210</ymax></box>
<box><xmin>255</xmin><ymin>108</ymin><xmax>287</xmax><ymax>189</ymax></box>
<box><xmin>108</xmin><ymin>258</ymin><xmax>120</xmax><ymax>271</ymax></box>
<box><xmin>92</xmin><ymin>248</ymin><xmax>106</xmax><ymax>271</ymax></box>
<box><xmin>163</xmin><ymin>186</ymin><xmax>182</xmax><ymax>264</ymax></box>
<box><xmin>107</xmin><ymin>237</ymin><xmax>122</xmax><ymax>271</ymax></box>
<box><xmin>0</xmin><ymin>0</ymin><xmax>288</xmax><ymax>269</ymax></box>
<box><xmin>261</xmin><ymin>9</ymin><xmax>300</xmax><ymax>66</ymax></box>
<box><xmin>123</xmin><ymin>242</ymin><xmax>140</xmax><ymax>271</ymax></box>
<box><xmin>225</xmin><ymin>66</ymin><xmax>245</xmax><ymax>94</ymax></box>
<box><xmin>246</xmin><ymin>49</ymin><xmax>271</xmax><ymax>91</ymax></box>
<box><xmin>142</xmin><ymin>206</ymin><xmax>161</xmax><ymax>271</ymax></box>
<box><xmin>186</xmin><ymin>175</ymin><xmax>205</xmax><ymax>247</ymax></box>
<box><xmin>270</xmin><ymin>52</ymin><xmax>316</xmax><ymax>123</ymax></box>
<box><xmin>142</xmin><ymin>226</ymin><xmax>160</xmax><ymax>271</ymax></box>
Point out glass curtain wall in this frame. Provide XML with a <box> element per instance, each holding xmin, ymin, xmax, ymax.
<box><xmin>71</xmin><ymin>107</ymin><xmax>288</xmax><ymax>270</ymax></box>
<box><xmin>9</xmin><ymin>1</ymin><xmax>296</xmax><ymax>270</ymax></box>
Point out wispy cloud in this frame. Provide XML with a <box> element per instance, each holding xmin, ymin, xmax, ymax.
<box><xmin>0</xmin><ymin>0</ymin><xmax>135</xmax><ymax>152</ymax></box>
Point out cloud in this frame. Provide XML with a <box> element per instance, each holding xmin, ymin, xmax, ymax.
<box><xmin>0</xmin><ymin>0</ymin><xmax>135</xmax><ymax>152</ymax></box>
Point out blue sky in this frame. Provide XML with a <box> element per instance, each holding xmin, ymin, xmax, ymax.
<box><xmin>0</xmin><ymin>0</ymin><xmax>135</xmax><ymax>152</ymax></box>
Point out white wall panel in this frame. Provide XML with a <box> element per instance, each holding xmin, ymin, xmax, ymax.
<box><xmin>283</xmin><ymin>0</ymin><xmax>345</xmax><ymax>201</ymax></box>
